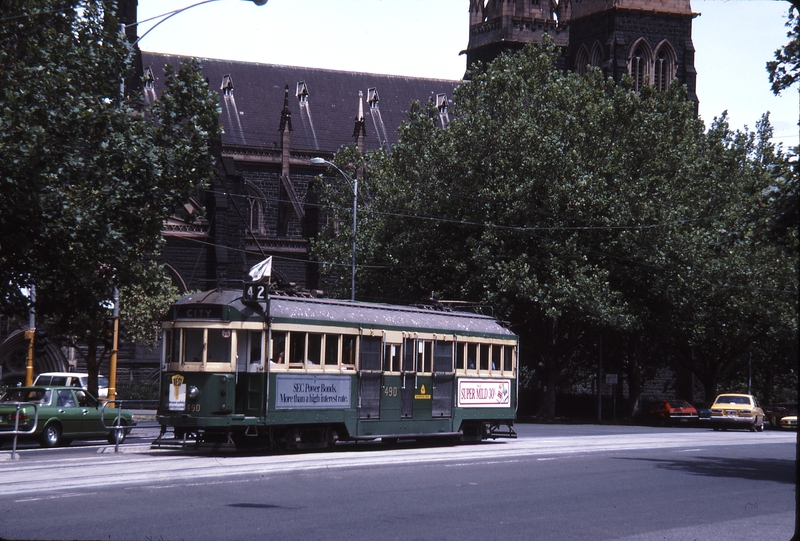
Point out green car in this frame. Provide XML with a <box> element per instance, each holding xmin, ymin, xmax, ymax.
<box><xmin>0</xmin><ymin>386</ymin><xmax>134</xmax><ymax>447</ymax></box>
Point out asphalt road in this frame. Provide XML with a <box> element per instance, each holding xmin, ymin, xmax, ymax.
<box><xmin>0</xmin><ymin>424</ymin><xmax>795</xmax><ymax>541</ymax></box>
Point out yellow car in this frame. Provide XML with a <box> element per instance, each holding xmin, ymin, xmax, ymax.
<box><xmin>710</xmin><ymin>393</ymin><xmax>765</xmax><ymax>432</ymax></box>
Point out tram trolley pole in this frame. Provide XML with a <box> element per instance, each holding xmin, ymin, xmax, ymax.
<box><xmin>5</xmin><ymin>402</ymin><xmax>40</xmax><ymax>460</ymax></box>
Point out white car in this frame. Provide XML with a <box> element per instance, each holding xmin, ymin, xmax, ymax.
<box><xmin>33</xmin><ymin>372</ymin><xmax>109</xmax><ymax>399</ymax></box>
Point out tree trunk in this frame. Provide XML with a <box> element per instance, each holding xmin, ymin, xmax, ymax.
<box><xmin>537</xmin><ymin>367</ymin><xmax>558</xmax><ymax>421</ymax></box>
<box><xmin>84</xmin><ymin>338</ymin><xmax>101</xmax><ymax>399</ymax></box>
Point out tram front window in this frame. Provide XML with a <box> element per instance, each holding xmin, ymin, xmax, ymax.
<box><xmin>183</xmin><ymin>329</ymin><xmax>205</xmax><ymax>363</ymax></box>
<box><xmin>208</xmin><ymin>329</ymin><xmax>232</xmax><ymax>363</ymax></box>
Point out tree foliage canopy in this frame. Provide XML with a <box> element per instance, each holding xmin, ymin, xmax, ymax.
<box><xmin>0</xmin><ymin>0</ymin><xmax>220</xmax><ymax>394</ymax></box>
<box><xmin>768</xmin><ymin>6</ymin><xmax>800</xmax><ymax>95</ymax></box>
<box><xmin>313</xmin><ymin>42</ymin><xmax>798</xmax><ymax>418</ymax></box>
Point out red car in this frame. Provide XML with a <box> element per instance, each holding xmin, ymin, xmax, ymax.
<box><xmin>639</xmin><ymin>399</ymin><xmax>698</xmax><ymax>426</ymax></box>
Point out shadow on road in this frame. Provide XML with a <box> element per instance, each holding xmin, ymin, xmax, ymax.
<box><xmin>618</xmin><ymin>455</ymin><xmax>795</xmax><ymax>485</ymax></box>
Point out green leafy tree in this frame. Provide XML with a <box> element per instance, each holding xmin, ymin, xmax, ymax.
<box><xmin>661</xmin><ymin>115</ymin><xmax>797</xmax><ymax>400</ymax></box>
<box><xmin>314</xmin><ymin>42</ymin><xmax>700</xmax><ymax>418</ymax></box>
<box><xmin>0</xmin><ymin>0</ymin><xmax>219</xmax><ymax>396</ymax></box>
<box><xmin>768</xmin><ymin>7</ymin><xmax>800</xmax><ymax>95</ymax></box>
<box><xmin>313</xmin><ymin>41</ymin><xmax>797</xmax><ymax>419</ymax></box>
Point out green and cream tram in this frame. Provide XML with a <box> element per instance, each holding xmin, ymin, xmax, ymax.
<box><xmin>155</xmin><ymin>289</ymin><xmax>518</xmax><ymax>450</ymax></box>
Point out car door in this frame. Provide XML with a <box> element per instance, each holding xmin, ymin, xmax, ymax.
<box><xmin>54</xmin><ymin>389</ymin><xmax>83</xmax><ymax>437</ymax></box>
<box><xmin>74</xmin><ymin>390</ymin><xmax>105</xmax><ymax>436</ymax></box>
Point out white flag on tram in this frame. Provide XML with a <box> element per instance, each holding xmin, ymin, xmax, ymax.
<box><xmin>248</xmin><ymin>256</ymin><xmax>272</xmax><ymax>282</ymax></box>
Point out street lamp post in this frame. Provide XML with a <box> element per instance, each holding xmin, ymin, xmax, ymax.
<box><xmin>132</xmin><ymin>0</ymin><xmax>267</xmax><ymax>46</ymax></box>
<box><xmin>311</xmin><ymin>158</ymin><xmax>357</xmax><ymax>301</ymax></box>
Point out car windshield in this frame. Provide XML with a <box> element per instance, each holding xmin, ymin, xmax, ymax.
<box><xmin>715</xmin><ymin>395</ymin><xmax>750</xmax><ymax>405</ymax></box>
<box><xmin>0</xmin><ymin>389</ymin><xmax>51</xmax><ymax>404</ymax></box>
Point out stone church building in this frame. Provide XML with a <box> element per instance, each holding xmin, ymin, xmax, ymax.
<box><xmin>153</xmin><ymin>0</ymin><xmax>697</xmax><ymax>298</ymax></box>
<box><xmin>0</xmin><ymin>0</ymin><xmax>697</xmax><ymax>387</ymax></box>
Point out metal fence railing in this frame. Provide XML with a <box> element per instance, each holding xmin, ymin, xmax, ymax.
<box><xmin>3</xmin><ymin>402</ymin><xmax>40</xmax><ymax>460</ymax></box>
<box><xmin>3</xmin><ymin>399</ymin><xmax>158</xmax><ymax>458</ymax></box>
<box><xmin>101</xmin><ymin>399</ymin><xmax>158</xmax><ymax>453</ymax></box>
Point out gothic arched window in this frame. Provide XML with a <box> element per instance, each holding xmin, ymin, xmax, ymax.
<box><xmin>653</xmin><ymin>43</ymin><xmax>676</xmax><ymax>92</ymax></box>
<box><xmin>575</xmin><ymin>46</ymin><xmax>589</xmax><ymax>75</ymax></box>
<box><xmin>590</xmin><ymin>42</ymin><xmax>604</xmax><ymax>69</ymax></box>
<box><xmin>629</xmin><ymin>40</ymin><xmax>652</xmax><ymax>92</ymax></box>
<box><xmin>245</xmin><ymin>185</ymin><xmax>266</xmax><ymax>235</ymax></box>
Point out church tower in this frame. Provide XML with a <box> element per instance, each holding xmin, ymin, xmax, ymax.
<box><xmin>464</xmin><ymin>1</ymin><xmax>697</xmax><ymax>104</ymax></box>
<box><xmin>566</xmin><ymin>0</ymin><xmax>697</xmax><ymax>102</ymax></box>
<box><xmin>464</xmin><ymin>0</ymin><xmax>569</xmax><ymax>71</ymax></box>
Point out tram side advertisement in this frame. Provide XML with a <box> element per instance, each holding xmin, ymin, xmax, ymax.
<box><xmin>275</xmin><ymin>375</ymin><xmax>351</xmax><ymax>410</ymax></box>
<box><xmin>457</xmin><ymin>378</ymin><xmax>511</xmax><ymax>408</ymax></box>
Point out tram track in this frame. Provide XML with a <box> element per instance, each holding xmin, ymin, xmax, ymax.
<box><xmin>0</xmin><ymin>426</ymin><xmax>793</xmax><ymax>498</ymax></box>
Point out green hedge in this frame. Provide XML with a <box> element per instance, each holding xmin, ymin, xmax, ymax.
<box><xmin>115</xmin><ymin>380</ymin><xmax>159</xmax><ymax>408</ymax></box>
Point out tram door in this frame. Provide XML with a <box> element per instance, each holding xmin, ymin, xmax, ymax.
<box><xmin>236</xmin><ymin>330</ymin><xmax>265</xmax><ymax>416</ymax></box>
<box><xmin>357</xmin><ymin>336</ymin><xmax>381</xmax><ymax>419</ymax></box>
<box><xmin>431</xmin><ymin>340</ymin><xmax>454</xmax><ymax>417</ymax></box>
<box><xmin>401</xmin><ymin>338</ymin><xmax>416</xmax><ymax>418</ymax></box>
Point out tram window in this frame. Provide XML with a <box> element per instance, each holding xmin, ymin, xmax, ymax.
<box><xmin>289</xmin><ymin>332</ymin><xmax>306</xmax><ymax>365</ymax></box>
<box><xmin>171</xmin><ymin>330</ymin><xmax>181</xmax><ymax>365</ymax></box>
<box><xmin>433</xmin><ymin>341</ymin><xmax>452</xmax><ymax>373</ymax></box>
<box><xmin>479</xmin><ymin>344</ymin><xmax>490</xmax><ymax>371</ymax></box>
<box><xmin>270</xmin><ymin>331</ymin><xmax>286</xmax><ymax>364</ymax></box>
<box><xmin>384</xmin><ymin>343</ymin><xmax>400</xmax><ymax>372</ymax></box>
<box><xmin>208</xmin><ymin>329</ymin><xmax>232</xmax><ymax>363</ymax></box>
<box><xmin>360</xmin><ymin>336</ymin><xmax>381</xmax><ymax>371</ymax></box>
<box><xmin>307</xmin><ymin>333</ymin><xmax>322</xmax><ymax>365</ymax></box>
<box><xmin>403</xmin><ymin>339</ymin><xmax>415</xmax><ymax>372</ymax></box>
<box><xmin>466</xmin><ymin>343</ymin><xmax>477</xmax><ymax>370</ymax></box>
<box><xmin>455</xmin><ymin>343</ymin><xmax>464</xmax><ymax>371</ymax></box>
<box><xmin>419</xmin><ymin>341</ymin><xmax>432</xmax><ymax>373</ymax></box>
<box><xmin>184</xmin><ymin>329</ymin><xmax>205</xmax><ymax>363</ymax></box>
<box><xmin>250</xmin><ymin>331</ymin><xmax>263</xmax><ymax>365</ymax></box>
<box><xmin>491</xmin><ymin>344</ymin><xmax>501</xmax><ymax>371</ymax></box>
<box><xmin>342</xmin><ymin>334</ymin><xmax>357</xmax><ymax>368</ymax></box>
<box><xmin>504</xmin><ymin>346</ymin><xmax>513</xmax><ymax>371</ymax></box>
<box><xmin>236</xmin><ymin>330</ymin><xmax>248</xmax><ymax>372</ymax></box>
<box><xmin>164</xmin><ymin>330</ymin><xmax>174</xmax><ymax>364</ymax></box>
<box><xmin>324</xmin><ymin>335</ymin><xmax>339</xmax><ymax>365</ymax></box>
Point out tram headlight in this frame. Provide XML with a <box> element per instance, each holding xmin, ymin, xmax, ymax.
<box><xmin>187</xmin><ymin>386</ymin><xmax>199</xmax><ymax>400</ymax></box>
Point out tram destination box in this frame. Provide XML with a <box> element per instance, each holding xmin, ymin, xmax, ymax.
<box><xmin>243</xmin><ymin>282</ymin><xmax>269</xmax><ymax>304</ymax></box>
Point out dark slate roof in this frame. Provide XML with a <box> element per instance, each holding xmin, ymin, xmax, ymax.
<box><xmin>141</xmin><ymin>52</ymin><xmax>461</xmax><ymax>154</ymax></box>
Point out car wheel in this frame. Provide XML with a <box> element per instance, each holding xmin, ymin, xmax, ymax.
<box><xmin>108</xmin><ymin>421</ymin><xmax>127</xmax><ymax>444</ymax></box>
<box><xmin>40</xmin><ymin>423</ymin><xmax>62</xmax><ymax>448</ymax></box>
<box><xmin>756</xmin><ymin>417</ymin><xmax>765</xmax><ymax>432</ymax></box>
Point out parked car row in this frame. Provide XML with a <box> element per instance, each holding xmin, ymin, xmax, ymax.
<box><xmin>638</xmin><ymin>394</ymin><xmax>795</xmax><ymax>432</ymax></box>
<box><xmin>0</xmin><ymin>385</ymin><xmax>134</xmax><ymax>448</ymax></box>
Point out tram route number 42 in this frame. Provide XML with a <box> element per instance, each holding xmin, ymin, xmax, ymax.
<box><xmin>243</xmin><ymin>282</ymin><xmax>268</xmax><ymax>303</ymax></box>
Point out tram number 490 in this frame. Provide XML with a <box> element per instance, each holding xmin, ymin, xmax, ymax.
<box><xmin>243</xmin><ymin>282</ymin><xmax>268</xmax><ymax>302</ymax></box>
